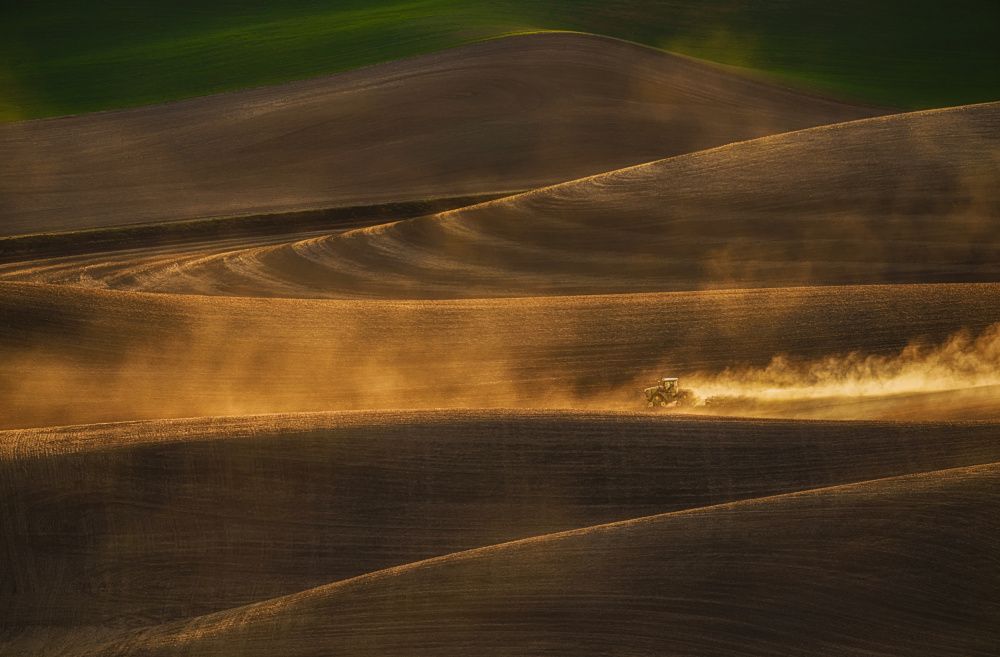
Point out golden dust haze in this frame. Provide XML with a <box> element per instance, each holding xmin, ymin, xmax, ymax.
<box><xmin>3</xmin><ymin>281</ymin><xmax>1000</xmax><ymax>429</ymax></box>
<box><xmin>2</xmin><ymin>32</ymin><xmax>1000</xmax><ymax>657</ymax></box>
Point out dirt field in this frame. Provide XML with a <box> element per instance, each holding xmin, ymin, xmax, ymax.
<box><xmin>2</xmin><ymin>280</ymin><xmax>1000</xmax><ymax>430</ymax></box>
<box><xmin>5</xmin><ymin>102</ymin><xmax>994</xmax><ymax>298</ymax></box>
<box><xmin>3</xmin><ymin>412</ymin><xmax>999</xmax><ymax>655</ymax></box>
<box><xmin>83</xmin><ymin>463</ymin><xmax>1000</xmax><ymax>657</ymax></box>
<box><xmin>0</xmin><ymin>33</ymin><xmax>886</xmax><ymax>237</ymax></box>
<box><xmin>1</xmin><ymin>33</ymin><xmax>997</xmax><ymax>657</ymax></box>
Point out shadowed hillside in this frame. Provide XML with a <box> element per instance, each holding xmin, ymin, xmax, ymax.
<box><xmin>0</xmin><ymin>33</ymin><xmax>885</xmax><ymax>237</ymax></box>
<box><xmin>2</xmin><ymin>0</ymin><xmax>997</xmax><ymax>120</ymax></box>
<box><xmin>2</xmin><ymin>13</ymin><xmax>997</xmax><ymax>655</ymax></box>
<box><xmin>4</xmin><ymin>410</ymin><xmax>999</xmax><ymax>634</ymax></box>
<box><xmin>11</xmin><ymin>102</ymin><xmax>995</xmax><ymax>298</ymax></box>
<box><xmin>21</xmin><ymin>462</ymin><xmax>996</xmax><ymax>656</ymax></box>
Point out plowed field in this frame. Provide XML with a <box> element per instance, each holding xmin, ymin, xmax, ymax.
<box><xmin>1</xmin><ymin>32</ymin><xmax>997</xmax><ymax>656</ymax></box>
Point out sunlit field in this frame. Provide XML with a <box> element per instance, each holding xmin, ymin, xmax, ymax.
<box><xmin>2</xmin><ymin>12</ymin><xmax>998</xmax><ymax>657</ymax></box>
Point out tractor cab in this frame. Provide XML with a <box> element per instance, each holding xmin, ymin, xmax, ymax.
<box><xmin>644</xmin><ymin>377</ymin><xmax>694</xmax><ymax>409</ymax></box>
<box><xmin>658</xmin><ymin>377</ymin><xmax>678</xmax><ymax>393</ymax></box>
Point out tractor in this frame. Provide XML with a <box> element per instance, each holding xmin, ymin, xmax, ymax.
<box><xmin>644</xmin><ymin>377</ymin><xmax>695</xmax><ymax>409</ymax></box>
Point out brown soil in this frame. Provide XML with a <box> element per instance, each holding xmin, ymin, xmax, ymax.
<box><xmin>2</xmin><ymin>33</ymin><xmax>997</xmax><ymax>657</ymax></box>
<box><xmin>3</xmin><ymin>412</ymin><xmax>999</xmax><ymax>650</ymax></box>
<box><xmin>5</xmin><ymin>442</ymin><xmax>997</xmax><ymax>654</ymax></box>
<box><xmin>6</xmin><ymin>102</ymin><xmax>995</xmax><ymax>298</ymax></box>
<box><xmin>1</xmin><ymin>280</ymin><xmax>999</xmax><ymax>430</ymax></box>
<box><xmin>115</xmin><ymin>463</ymin><xmax>995</xmax><ymax>657</ymax></box>
<box><xmin>0</xmin><ymin>33</ymin><xmax>885</xmax><ymax>237</ymax></box>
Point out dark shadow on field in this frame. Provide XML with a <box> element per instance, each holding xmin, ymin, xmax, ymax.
<box><xmin>0</xmin><ymin>34</ymin><xmax>885</xmax><ymax>237</ymax></box>
<box><xmin>101</xmin><ymin>463</ymin><xmax>1000</xmax><ymax>657</ymax></box>
<box><xmin>3</xmin><ymin>410</ymin><xmax>1000</xmax><ymax>631</ymax></box>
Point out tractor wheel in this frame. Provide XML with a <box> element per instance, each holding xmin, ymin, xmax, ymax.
<box><xmin>647</xmin><ymin>400</ymin><xmax>654</xmax><ymax>408</ymax></box>
<box><xmin>658</xmin><ymin>397</ymin><xmax>667</xmax><ymax>408</ymax></box>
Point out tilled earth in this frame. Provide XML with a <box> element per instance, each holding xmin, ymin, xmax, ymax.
<box><xmin>1</xmin><ymin>34</ymin><xmax>998</xmax><ymax>657</ymax></box>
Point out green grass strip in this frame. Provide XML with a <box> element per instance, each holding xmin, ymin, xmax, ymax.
<box><xmin>2</xmin><ymin>0</ymin><xmax>998</xmax><ymax>121</ymax></box>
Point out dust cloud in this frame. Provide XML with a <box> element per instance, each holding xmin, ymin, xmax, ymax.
<box><xmin>683</xmin><ymin>323</ymin><xmax>1000</xmax><ymax>407</ymax></box>
<box><xmin>0</xmin><ymin>302</ymin><xmax>568</xmax><ymax>430</ymax></box>
<box><xmin>4</xmin><ymin>281</ymin><xmax>1000</xmax><ymax>430</ymax></box>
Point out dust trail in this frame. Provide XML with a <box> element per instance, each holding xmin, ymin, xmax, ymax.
<box><xmin>685</xmin><ymin>323</ymin><xmax>1000</xmax><ymax>404</ymax></box>
<box><xmin>6</xmin><ymin>281</ymin><xmax>1000</xmax><ymax>428</ymax></box>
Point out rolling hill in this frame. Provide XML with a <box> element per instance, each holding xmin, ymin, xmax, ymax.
<box><xmin>2</xmin><ymin>0</ymin><xmax>998</xmax><ymax>121</ymax></box>
<box><xmin>0</xmin><ymin>33</ymin><xmax>886</xmax><ymax>237</ymax></box>
<box><xmin>2</xmin><ymin>280</ymin><xmax>1000</xmax><ymax>430</ymax></box>
<box><xmin>9</xmin><ymin>101</ymin><xmax>994</xmax><ymax>298</ymax></box>
<box><xmin>2</xmin><ymin>14</ymin><xmax>998</xmax><ymax>656</ymax></box>
<box><xmin>117</xmin><ymin>462</ymin><xmax>996</xmax><ymax>656</ymax></box>
<box><xmin>5</xmin><ymin>409</ymin><xmax>998</xmax><ymax>631</ymax></box>
<box><xmin>6</xmin><ymin>452</ymin><xmax>996</xmax><ymax>655</ymax></box>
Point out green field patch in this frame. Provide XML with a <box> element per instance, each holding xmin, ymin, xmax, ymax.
<box><xmin>2</xmin><ymin>0</ymin><xmax>998</xmax><ymax>120</ymax></box>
